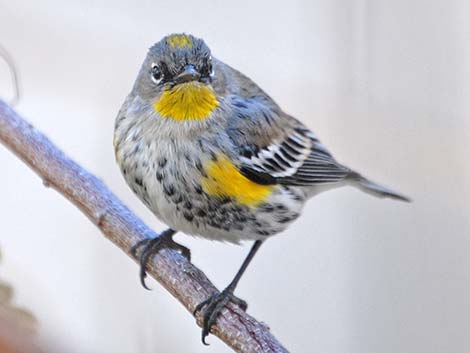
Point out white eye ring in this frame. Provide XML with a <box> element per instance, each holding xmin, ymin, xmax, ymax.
<box><xmin>150</xmin><ymin>63</ymin><xmax>163</xmax><ymax>84</ymax></box>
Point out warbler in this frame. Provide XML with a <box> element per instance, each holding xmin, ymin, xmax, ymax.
<box><xmin>114</xmin><ymin>33</ymin><xmax>409</xmax><ymax>343</ymax></box>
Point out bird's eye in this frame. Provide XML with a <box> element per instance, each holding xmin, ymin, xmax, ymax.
<box><xmin>150</xmin><ymin>64</ymin><xmax>163</xmax><ymax>84</ymax></box>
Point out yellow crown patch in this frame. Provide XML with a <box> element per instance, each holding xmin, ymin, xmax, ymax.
<box><xmin>167</xmin><ymin>34</ymin><xmax>193</xmax><ymax>48</ymax></box>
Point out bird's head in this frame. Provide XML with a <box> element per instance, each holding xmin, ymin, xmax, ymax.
<box><xmin>133</xmin><ymin>33</ymin><xmax>219</xmax><ymax>122</ymax></box>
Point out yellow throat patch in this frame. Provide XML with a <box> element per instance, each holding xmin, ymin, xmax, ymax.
<box><xmin>155</xmin><ymin>82</ymin><xmax>219</xmax><ymax>121</ymax></box>
<box><xmin>201</xmin><ymin>154</ymin><xmax>275</xmax><ymax>207</ymax></box>
<box><xmin>167</xmin><ymin>34</ymin><xmax>193</xmax><ymax>48</ymax></box>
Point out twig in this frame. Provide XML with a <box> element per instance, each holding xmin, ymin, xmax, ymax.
<box><xmin>0</xmin><ymin>100</ymin><xmax>289</xmax><ymax>353</ymax></box>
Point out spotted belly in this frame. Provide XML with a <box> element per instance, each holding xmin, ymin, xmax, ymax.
<box><xmin>117</xmin><ymin>140</ymin><xmax>306</xmax><ymax>243</ymax></box>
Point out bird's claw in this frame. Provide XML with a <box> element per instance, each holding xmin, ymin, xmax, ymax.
<box><xmin>130</xmin><ymin>238</ymin><xmax>151</xmax><ymax>258</ymax></box>
<box><xmin>193</xmin><ymin>289</ymin><xmax>248</xmax><ymax>345</ymax></box>
<box><xmin>130</xmin><ymin>230</ymin><xmax>190</xmax><ymax>290</ymax></box>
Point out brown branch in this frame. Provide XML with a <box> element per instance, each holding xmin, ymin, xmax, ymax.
<box><xmin>0</xmin><ymin>100</ymin><xmax>289</xmax><ymax>353</ymax></box>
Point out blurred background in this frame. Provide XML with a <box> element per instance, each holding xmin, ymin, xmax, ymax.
<box><xmin>0</xmin><ymin>0</ymin><xmax>469</xmax><ymax>352</ymax></box>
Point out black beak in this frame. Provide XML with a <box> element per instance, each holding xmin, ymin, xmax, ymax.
<box><xmin>175</xmin><ymin>64</ymin><xmax>201</xmax><ymax>84</ymax></box>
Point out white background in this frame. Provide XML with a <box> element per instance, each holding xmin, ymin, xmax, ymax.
<box><xmin>0</xmin><ymin>1</ymin><xmax>469</xmax><ymax>352</ymax></box>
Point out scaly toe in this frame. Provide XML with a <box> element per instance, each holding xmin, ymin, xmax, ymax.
<box><xmin>195</xmin><ymin>290</ymin><xmax>247</xmax><ymax>344</ymax></box>
<box><xmin>130</xmin><ymin>238</ymin><xmax>151</xmax><ymax>258</ymax></box>
<box><xmin>193</xmin><ymin>296</ymin><xmax>211</xmax><ymax>315</ymax></box>
<box><xmin>231</xmin><ymin>296</ymin><xmax>248</xmax><ymax>311</ymax></box>
<box><xmin>168</xmin><ymin>241</ymin><xmax>191</xmax><ymax>261</ymax></box>
<box><xmin>204</xmin><ymin>294</ymin><xmax>230</xmax><ymax>338</ymax></box>
<box><xmin>136</xmin><ymin>237</ymin><xmax>165</xmax><ymax>290</ymax></box>
<box><xmin>131</xmin><ymin>230</ymin><xmax>185</xmax><ymax>290</ymax></box>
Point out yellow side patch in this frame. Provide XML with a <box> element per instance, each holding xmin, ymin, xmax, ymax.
<box><xmin>155</xmin><ymin>82</ymin><xmax>219</xmax><ymax>121</ymax></box>
<box><xmin>167</xmin><ymin>34</ymin><xmax>193</xmax><ymax>48</ymax></box>
<box><xmin>201</xmin><ymin>154</ymin><xmax>275</xmax><ymax>207</ymax></box>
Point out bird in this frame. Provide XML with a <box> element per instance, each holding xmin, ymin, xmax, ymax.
<box><xmin>114</xmin><ymin>33</ymin><xmax>409</xmax><ymax>344</ymax></box>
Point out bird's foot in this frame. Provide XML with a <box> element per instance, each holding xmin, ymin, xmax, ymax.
<box><xmin>130</xmin><ymin>229</ymin><xmax>190</xmax><ymax>289</ymax></box>
<box><xmin>193</xmin><ymin>288</ymin><xmax>248</xmax><ymax>345</ymax></box>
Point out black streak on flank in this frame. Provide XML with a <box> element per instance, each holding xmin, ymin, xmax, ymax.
<box><xmin>208</xmin><ymin>220</ymin><xmax>222</xmax><ymax>229</ymax></box>
<box><xmin>173</xmin><ymin>194</ymin><xmax>183</xmax><ymax>204</ymax></box>
<box><xmin>210</xmin><ymin>151</ymin><xmax>218</xmax><ymax>162</ymax></box>
<box><xmin>158</xmin><ymin>158</ymin><xmax>167</xmax><ymax>167</ymax></box>
<box><xmin>197</xmin><ymin>139</ymin><xmax>205</xmax><ymax>151</ymax></box>
<box><xmin>163</xmin><ymin>184</ymin><xmax>175</xmax><ymax>196</ymax></box>
<box><xmin>183</xmin><ymin>212</ymin><xmax>194</xmax><ymax>222</ymax></box>
<box><xmin>195</xmin><ymin>160</ymin><xmax>207</xmax><ymax>177</ymax></box>
<box><xmin>196</xmin><ymin>209</ymin><xmax>207</xmax><ymax>217</ymax></box>
<box><xmin>259</xmin><ymin>204</ymin><xmax>274</xmax><ymax>213</ymax></box>
<box><xmin>234</xmin><ymin>214</ymin><xmax>247</xmax><ymax>222</ymax></box>
<box><xmin>278</xmin><ymin>216</ymin><xmax>293</xmax><ymax>224</ymax></box>
<box><xmin>194</xmin><ymin>184</ymin><xmax>203</xmax><ymax>194</ymax></box>
<box><xmin>156</xmin><ymin>171</ymin><xmax>164</xmax><ymax>182</ymax></box>
<box><xmin>233</xmin><ymin>223</ymin><xmax>244</xmax><ymax>231</ymax></box>
<box><xmin>218</xmin><ymin>197</ymin><xmax>231</xmax><ymax>205</ymax></box>
<box><xmin>134</xmin><ymin>177</ymin><xmax>143</xmax><ymax>187</ymax></box>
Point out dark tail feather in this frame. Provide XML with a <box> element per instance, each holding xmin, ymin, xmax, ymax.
<box><xmin>348</xmin><ymin>172</ymin><xmax>411</xmax><ymax>202</ymax></box>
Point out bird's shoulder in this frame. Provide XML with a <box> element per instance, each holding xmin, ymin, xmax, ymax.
<box><xmin>213</xmin><ymin>58</ymin><xmax>272</xmax><ymax>100</ymax></box>
<box><xmin>215</xmin><ymin>61</ymin><xmax>351</xmax><ymax>186</ymax></box>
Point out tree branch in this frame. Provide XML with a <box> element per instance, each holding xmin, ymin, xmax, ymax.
<box><xmin>0</xmin><ymin>100</ymin><xmax>289</xmax><ymax>353</ymax></box>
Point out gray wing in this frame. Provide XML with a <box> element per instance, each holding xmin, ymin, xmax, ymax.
<box><xmin>225</xmin><ymin>95</ymin><xmax>351</xmax><ymax>187</ymax></box>
<box><xmin>219</xmin><ymin>63</ymin><xmax>408</xmax><ymax>200</ymax></box>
